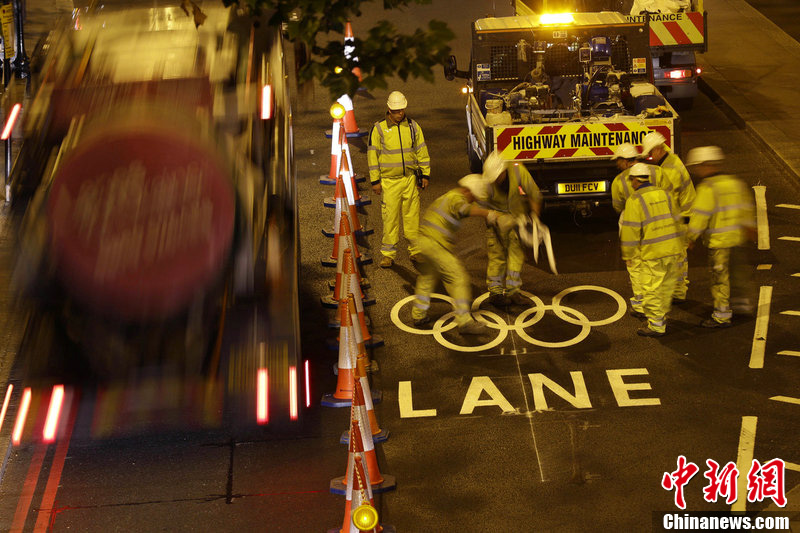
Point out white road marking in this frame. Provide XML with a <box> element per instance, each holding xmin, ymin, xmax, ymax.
<box><xmin>732</xmin><ymin>416</ymin><xmax>757</xmax><ymax>512</ymax></box>
<box><xmin>769</xmin><ymin>396</ymin><xmax>800</xmax><ymax>406</ymax></box>
<box><xmin>398</xmin><ymin>381</ymin><xmax>437</xmax><ymax>418</ymax></box>
<box><xmin>793</xmin><ymin>273</ymin><xmax>800</xmax><ymax>277</ymax></box>
<box><xmin>780</xmin><ymin>311</ymin><xmax>800</xmax><ymax>316</ymax></box>
<box><xmin>777</xmin><ymin>350</ymin><xmax>800</xmax><ymax>357</ymax></box>
<box><xmin>757</xmin><ymin>264</ymin><xmax>772</xmax><ymax>270</ymax></box>
<box><xmin>776</xmin><ymin>203</ymin><xmax>800</xmax><ymax>210</ymax></box>
<box><xmin>786</xmin><ymin>462</ymin><xmax>800</xmax><ymax>472</ymax></box>
<box><xmin>779</xmin><ymin>236</ymin><xmax>800</xmax><ymax>242</ymax></box>
<box><xmin>753</xmin><ymin>186</ymin><xmax>769</xmax><ymax>250</ymax></box>
<box><xmin>750</xmin><ymin>286</ymin><xmax>772</xmax><ymax>369</ymax></box>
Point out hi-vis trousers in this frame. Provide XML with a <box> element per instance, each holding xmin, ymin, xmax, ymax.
<box><xmin>412</xmin><ymin>237</ymin><xmax>473</xmax><ymax>327</ymax></box>
<box><xmin>641</xmin><ymin>255</ymin><xmax>680</xmax><ymax>333</ymax></box>
<box><xmin>709</xmin><ymin>247</ymin><xmax>733</xmax><ymax>324</ymax></box>
<box><xmin>486</xmin><ymin>225</ymin><xmax>525</xmax><ymax>296</ymax></box>
<box><xmin>380</xmin><ymin>175</ymin><xmax>420</xmax><ymax>259</ymax></box>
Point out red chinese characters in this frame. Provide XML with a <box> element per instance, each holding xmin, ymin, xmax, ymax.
<box><xmin>662</xmin><ymin>455</ymin><xmax>699</xmax><ymax>509</ymax></box>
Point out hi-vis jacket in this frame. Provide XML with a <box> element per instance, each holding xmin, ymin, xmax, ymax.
<box><xmin>655</xmin><ymin>152</ymin><xmax>696</xmax><ymax>216</ymax></box>
<box><xmin>687</xmin><ymin>173</ymin><xmax>755</xmax><ymax>249</ymax></box>
<box><xmin>620</xmin><ymin>183</ymin><xmax>684</xmax><ymax>261</ymax></box>
<box><xmin>485</xmin><ymin>164</ymin><xmax>542</xmax><ymax>216</ymax></box>
<box><xmin>419</xmin><ymin>188</ymin><xmax>473</xmax><ymax>249</ymax></box>
<box><xmin>612</xmin><ymin>165</ymin><xmax>665</xmax><ymax>214</ymax></box>
<box><xmin>367</xmin><ymin>116</ymin><xmax>431</xmax><ymax>184</ymax></box>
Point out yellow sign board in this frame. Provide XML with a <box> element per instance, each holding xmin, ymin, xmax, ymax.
<box><xmin>1</xmin><ymin>5</ymin><xmax>14</xmax><ymax>59</ymax></box>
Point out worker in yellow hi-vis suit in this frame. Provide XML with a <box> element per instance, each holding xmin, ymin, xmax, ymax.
<box><xmin>641</xmin><ymin>131</ymin><xmax>697</xmax><ymax>301</ymax></box>
<box><xmin>368</xmin><ymin>91</ymin><xmax>431</xmax><ymax>269</ymax></box>
<box><xmin>685</xmin><ymin>146</ymin><xmax>756</xmax><ymax>328</ymax></box>
<box><xmin>620</xmin><ymin>163</ymin><xmax>685</xmax><ymax>337</ymax></box>
<box><xmin>411</xmin><ymin>174</ymin><xmax>515</xmax><ymax>336</ymax></box>
<box><xmin>482</xmin><ymin>150</ymin><xmax>542</xmax><ymax>308</ymax></box>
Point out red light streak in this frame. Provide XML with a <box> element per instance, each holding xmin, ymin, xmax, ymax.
<box><xmin>0</xmin><ymin>384</ymin><xmax>13</xmax><ymax>434</ymax></box>
<box><xmin>43</xmin><ymin>385</ymin><xmax>65</xmax><ymax>443</ymax></box>
<box><xmin>1</xmin><ymin>103</ymin><xmax>21</xmax><ymax>140</ymax></box>
<box><xmin>289</xmin><ymin>366</ymin><xmax>298</xmax><ymax>420</ymax></box>
<box><xmin>12</xmin><ymin>387</ymin><xmax>32</xmax><ymax>445</ymax></box>
<box><xmin>304</xmin><ymin>360</ymin><xmax>311</xmax><ymax>408</ymax></box>
<box><xmin>256</xmin><ymin>368</ymin><xmax>269</xmax><ymax>424</ymax></box>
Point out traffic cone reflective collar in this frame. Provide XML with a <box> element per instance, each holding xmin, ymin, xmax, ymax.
<box><xmin>320</xmin><ymin>119</ymin><xmax>344</xmax><ymax>185</ymax></box>
<box><xmin>324</xmin><ymin>138</ymin><xmax>370</xmax><ymax>207</ymax></box>
<box><xmin>322</xmin><ymin>199</ymin><xmax>372</xmax><ymax>267</ymax></box>
<box><xmin>321</xmin><ymin>245</ymin><xmax>374</xmax><ymax>309</ymax></box>
<box><xmin>325</xmin><ymin>252</ymin><xmax>381</xmax><ymax>348</ymax></box>
<box><xmin>337</xmin><ymin>94</ymin><xmax>368</xmax><ymax>138</ymax></box>
<box><xmin>330</xmin><ymin>379</ymin><xmax>396</xmax><ymax>494</ymax></box>
<box><xmin>321</xmin><ymin>301</ymin><xmax>358</xmax><ymax>407</ymax></box>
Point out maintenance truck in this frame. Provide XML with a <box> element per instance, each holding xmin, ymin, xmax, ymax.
<box><xmin>515</xmin><ymin>1</ymin><xmax>708</xmax><ymax>109</ymax></box>
<box><xmin>445</xmin><ymin>11</ymin><xmax>679</xmax><ymax>214</ymax></box>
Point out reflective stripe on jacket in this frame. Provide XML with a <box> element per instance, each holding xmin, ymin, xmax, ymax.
<box><xmin>687</xmin><ymin>174</ymin><xmax>755</xmax><ymax>249</ymax></box>
<box><xmin>367</xmin><ymin>117</ymin><xmax>431</xmax><ymax>184</ymax></box>
<box><xmin>657</xmin><ymin>152</ymin><xmax>696</xmax><ymax>216</ymax></box>
<box><xmin>620</xmin><ymin>183</ymin><xmax>684</xmax><ymax>261</ymax></box>
<box><xmin>485</xmin><ymin>164</ymin><xmax>542</xmax><ymax>216</ymax></box>
<box><xmin>419</xmin><ymin>188</ymin><xmax>473</xmax><ymax>249</ymax></box>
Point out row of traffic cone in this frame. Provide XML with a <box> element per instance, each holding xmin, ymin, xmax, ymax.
<box><xmin>318</xmin><ymin>36</ymin><xmax>395</xmax><ymax>529</ymax></box>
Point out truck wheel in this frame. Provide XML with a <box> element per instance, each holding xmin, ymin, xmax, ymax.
<box><xmin>467</xmin><ymin>135</ymin><xmax>482</xmax><ymax>174</ymax></box>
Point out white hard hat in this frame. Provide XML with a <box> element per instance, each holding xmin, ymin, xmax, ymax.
<box><xmin>482</xmin><ymin>150</ymin><xmax>508</xmax><ymax>182</ymax></box>
<box><xmin>629</xmin><ymin>162</ymin><xmax>651</xmax><ymax>180</ymax></box>
<box><xmin>612</xmin><ymin>143</ymin><xmax>638</xmax><ymax>160</ymax></box>
<box><xmin>641</xmin><ymin>131</ymin><xmax>666</xmax><ymax>156</ymax></box>
<box><xmin>686</xmin><ymin>145</ymin><xmax>725</xmax><ymax>166</ymax></box>
<box><xmin>387</xmin><ymin>91</ymin><xmax>408</xmax><ymax>110</ymax></box>
<box><xmin>458</xmin><ymin>173</ymin><xmax>489</xmax><ymax>200</ymax></box>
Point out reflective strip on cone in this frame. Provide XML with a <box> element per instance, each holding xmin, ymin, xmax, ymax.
<box><xmin>332</xmin><ymin>302</ymin><xmax>357</xmax><ymax>400</ymax></box>
<box><xmin>337</xmin><ymin>94</ymin><xmax>362</xmax><ymax>135</ymax></box>
<box><xmin>345</xmin><ymin>381</ymin><xmax>384</xmax><ymax>486</ymax></box>
<box><xmin>326</xmin><ymin>120</ymin><xmax>343</xmax><ymax>181</ymax></box>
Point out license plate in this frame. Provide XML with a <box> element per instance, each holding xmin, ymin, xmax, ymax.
<box><xmin>557</xmin><ymin>181</ymin><xmax>607</xmax><ymax>194</ymax></box>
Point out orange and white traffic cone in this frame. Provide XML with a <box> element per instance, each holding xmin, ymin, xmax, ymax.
<box><xmin>344</xmin><ymin>21</ymin><xmax>363</xmax><ymax>84</ymax></box>
<box><xmin>322</xmin><ymin>246</ymin><xmax>374</xmax><ymax>309</ymax></box>
<box><xmin>328</xmin><ymin>289</ymin><xmax>381</xmax><ymax>368</ymax></box>
<box><xmin>322</xmin><ymin>172</ymin><xmax>372</xmax><ymax>238</ymax></box>
<box><xmin>337</xmin><ymin>94</ymin><xmax>367</xmax><ymax>138</ymax></box>
<box><xmin>320</xmin><ymin>117</ymin><xmax>344</xmax><ymax>185</ymax></box>
<box><xmin>321</xmin><ymin>301</ymin><xmax>357</xmax><ymax>408</ymax></box>
<box><xmin>322</xmin><ymin>206</ymin><xmax>371</xmax><ymax>267</ymax></box>
<box><xmin>324</xmin><ymin>138</ymin><xmax>369</xmax><ymax>207</ymax></box>
<box><xmin>331</xmin><ymin>378</ymin><xmax>396</xmax><ymax>494</ymax></box>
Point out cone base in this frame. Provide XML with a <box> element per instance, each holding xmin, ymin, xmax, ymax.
<box><xmin>322</xmin><ymin>226</ymin><xmax>374</xmax><ymax>238</ymax></box>
<box><xmin>340</xmin><ymin>428</ymin><xmax>389</xmax><ymax>445</ymax></box>
<box><xmin>321</xmin><ymin>252</ymin><xmax>372</xmax><ymax>267</ymax></box>
<box><xmin>325</xmin><ymin>129</ymin><xmax>369</xmax><ymax>139</ymax></box>
<box><xmin>320</xmin><ymin>174</ymin><xmax>366</xmax><ymax>185</ymax></box>
<box><xmin>324</xmin><ymin>195</ymin><xmax>371</xmax><ymax>208</ymax></box>
<box><xmin>328</xmin><ymin>276</ymin><xmax>370</xmax><ymax>291</ymax></box>
<box><xmin>327</xmin><ymin>334</ymin><xmax>383</xmax><ymax>350</ymax></box>
<box><xmin>330</xmin><ymin>474</ymin><xmax>396</xmax><ymax>495</ymax></box>
<box><xmin>328</xmin><ymin>524</ymin><xmax>395</xmax><ymax>533</ymax></box>
<box><xmin>328</xmin><ymin>314</ymin><xmax>371</xmax><ymax>329</ymax></box>
<box><xmin>334</xmin><ymin>359</ymin><xmax>379</xmax><ymax>375</ymax></box>
<box><xmin>321</xmin><ymin>387</ymin><xmax>382</xmax><ymax>407</ymax></box>
<box><xmin>320</xmin><ymin>294</ymin><xmax>376</xmax><ymax>309</ymax></box>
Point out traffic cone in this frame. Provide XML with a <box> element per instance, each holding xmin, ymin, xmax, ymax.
<box><xmin>324</xmin><ymin>138</ymin><xmax>369</xmax><ymax>207</ymax></box>
<box><xmin>337</xmin><ymin>94</ymin><xmax>367</xmax><ymax>138</ymax></box>
<box><xmin>321</xmin><ymin>301</ymin><xmax>357</xmax><ymax>408</ymax></box>
<box><xmin>344</xmin><ymin>21</ymin><xmax>363</xmax><ymax>83</ymax></box>
<box><xmin>326</xmin><ymin>268</ymin><xmax>382</xmax><ymax>350</ymax></box>
<box><xmin>331</xmin><ymin>378</ymin><xmax>396</xmax><ymax>494</ymax></box>
<box><xmin>321</xmin><ymin>246</ymin><xmax>375</xmax><ymax>309</ymax></box>
<box><xmin>320</xmin><ymin>118</ymin><xmax>344</xmax><ymax>185</ymax></box>
<box><xmin>322</xmin><ymin>207</ymin><xmax>371</xmax><ymax>267</ymax></box>
<box><xmin>328</xmin><ymin>289</ymin><xmax>381</xmax><ymax>369</ymax></box>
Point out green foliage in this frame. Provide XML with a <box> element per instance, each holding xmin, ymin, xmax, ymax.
<box><xmin>221</xmin><ymin>0</ymin><xmax>455</xmax><ymax>99</ymax></box>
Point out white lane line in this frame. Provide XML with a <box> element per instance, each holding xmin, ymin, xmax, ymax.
<box><xmin>776</xmin><ymin>204</ymin><xmax>800</xmax><ymax>210</ymax></box>
<box><xmin>753</xmin><ymin>186</ymin><xmax>769</xmax><ymax>250</ymax></box>
<box><xmin>779</xmin><ymin>236</ymin><xmax>800</xmax><ymax>242</ymax></box>
<box><xmin>733</xmin><ymin>416</ymin><xmax>757</xmax><ymax>513</ymax></box>
<box><xmin>778</xmin><ymin>350</ymin><xmax>800</xmax><ymax>357</ymax></box>
<box><xmin>750</xmin><ymin>286</ymin><xmax>772</xmax><ymax>369</ymax></box>
<box><xmin>757</xmin><ymin>264</ymin><xmax>772</xmax><ymax>270</ymax></box>
<box><xmin>780</xmin><ymin>311</ymin><xmax>800</xmax><ymax>316</ymax></box>
<box><xmin>786</xmin><ymin>462</ymin><xmax>800</xmax><ymax>472</ymax></box>
<box><xmin>770</xmin><ymin>396</ymin><xmax>800</xmax><ymax>406</ymax></box>
<box><xmin>793</xmin><ymin>273</ymin><xmax>800</xmax><ymax>277</ymax></box>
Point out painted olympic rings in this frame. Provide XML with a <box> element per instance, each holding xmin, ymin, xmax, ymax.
<box><xmin>390</xmin><ymin>285</ymin><xmax>626</xmax><ymax>352</ymax></box>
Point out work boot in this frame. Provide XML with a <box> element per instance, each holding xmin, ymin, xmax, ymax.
<box><xmin>458</xmin><ymin>320</ymin><xmax>492</xmax><ymax>336</ymax></box>
<box><xmin>409</xmin><ymin>254</ymin><xmax>424</xmax><ymax>265</ymax></box>
<box><xmin>700</xmin><ymin>318</ymin><xmax>731</xmax><ymax>328</ymax></box>
<box><xmin>637</xmin><ymin>327</ymin><xmax>665</xmax><ymax>337</ymax></box>
<box><xmin>487</xmin><ymin>293</ymin><xmax>508</xmax><ymax>308</ymax></box>
<box><xmin>506</xmin><ymin>292</ymin><xmax>530</xmax><ymax>306</ymax></box>
<box><xmin>379</xmin><ymin>256</ymin><xmax>393</xmax><ymax>268</ymax></box>
<box><xmin>413</xmin><ymin>316</ymin><xmax>430</xmax><ymax>327</ymax></box>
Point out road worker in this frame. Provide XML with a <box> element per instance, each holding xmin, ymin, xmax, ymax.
<box><xmin>411</xmin><ymin>174</ymin><xmax>516</xmax><ymax>336</ymax></box>
<box><xmin>368</xmin><ymin>91</ymin><xmax>431</xmax><ymax>268</ymax></box>
<box><xmin>482</xmin><ymin>150</ymin><xmax>542</xmax><ymax>308</ymax></box>
<box><xmin>685</xmin><ymin>146</ymin><xmax>756</xmax><ymax>328</ymax></box>
<box><xmin>620</xmin><ymin>163</ymin><xmax>685</xmax><ymax>337</ymax></box>
<box><xmin>640</xmin><ymin>131</ymin><xmax>696</xmax><ymax>301</ymax></box>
